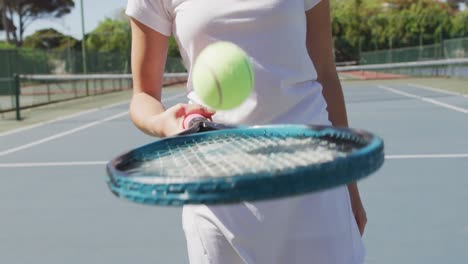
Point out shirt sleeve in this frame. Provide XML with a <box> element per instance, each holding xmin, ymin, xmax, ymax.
<box><xmin>304</xmin><ymin>0</ymin><xmax>322</xmax><ymax>11</ymax></box>
<box><xmin>126</xmin><ymin>0</ymin><xmax>172</xmax><ymax>36</ymax></box>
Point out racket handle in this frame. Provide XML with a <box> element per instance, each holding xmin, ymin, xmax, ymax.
<box><xmin>182</xmin><ymin>113</ymin><xmax>208</xmax><ymax>129</ymax></box>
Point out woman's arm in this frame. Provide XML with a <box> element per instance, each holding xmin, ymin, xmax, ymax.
<box><xmin>129</xmin><ymin>18</ymin><xmax>214</xmax><ymax>137</ymax></box>
<box><xmin>129</xmin><ymin>18</ymin><xmax>169</xmax><ymax>136</ymax></box>
<box><xmin>305</xmin><ymin>0</ymin><xmax>367</xmax><ymax>235</ymax></box>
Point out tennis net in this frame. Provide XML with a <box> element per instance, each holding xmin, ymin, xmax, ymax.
<box><xmin>19</xmin><ymin>73</ymin><xmax>187</xmax><ymax>108</ymax></box>
<box><xmin>0</xmin><ymin>72</ymin><xmax>188</xmax><ymax>119</ymax></box>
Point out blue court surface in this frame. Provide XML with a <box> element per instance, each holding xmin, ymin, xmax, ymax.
<box><xmin>0</xmin><ymin>81</ymin><xmax>467</xmax><ymax>263</ymax></box>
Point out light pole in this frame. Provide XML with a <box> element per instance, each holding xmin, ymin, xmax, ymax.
<box><xmin>80</xmin><ymin>0</ymin><xmax>89</xmax><ymax>95</ymax></box>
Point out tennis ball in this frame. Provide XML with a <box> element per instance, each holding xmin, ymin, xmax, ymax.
<box><xmin>192</xmin><ymin>42</ymin><xmax>254</xmax><ymax>110</ymax></box>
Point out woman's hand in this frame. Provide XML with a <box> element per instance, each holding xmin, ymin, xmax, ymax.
<box><xmin>146</xmin><ymin>103</ymin><xmax>215</xmax><ymax>137</ymax></box>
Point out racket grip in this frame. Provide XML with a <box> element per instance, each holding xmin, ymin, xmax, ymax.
<box><xmin>182</xmin><ymin>113</ymin><xmax>208</xmax><ymax>129</ymax></box>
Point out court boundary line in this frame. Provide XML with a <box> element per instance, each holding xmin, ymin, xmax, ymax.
<box><xmin>386</xmin><ymin>153</ymin><xmax>468</xmax><ymax>159</ymax></box>
<box><xmin>0</xmin><ymin>111</ymin><xmax>128</xmax><ymax>157</ymax></box>
<box><xmin>407</xmin><ymin>83</ymin><xmax>468</xmax><ymax>98</ymax></box>
<box><xmin>1</xmin><ymin>154</ymin><xmax>467</xmax><ymax>168</ymax></box>
<box><xmin>378</xmin><ymin>85</ymin><xmax>468</xmax><ymax>114</ymax></box>
<box><xmin>0</xmin><ymin>101</ymin><xmax>128</xmax><ymax>137</ymax></box>
<box><xmin>0</xmin><ymin>93</ymin><xmax>186</xmax><ymax>137</ymax></box>
<box><xmin>0</xmin><ymin>93</ymin><xmax>186</xmax><ymax>157</ymax></box>
<box><xmin>0</xmin><ymin>161</ymin><xmax>107</xmax><ymax>167</ymax></box>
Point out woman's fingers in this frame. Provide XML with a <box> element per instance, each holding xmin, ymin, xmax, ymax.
<box><xmin>171</xmin><ymin>103</ymin><xmax>216</xmax><ymax>119</ymax></box>
<box><xmin>152</xmin><ymin>103</ymin><xmax>216</xmax><ymax>136</ymax></box>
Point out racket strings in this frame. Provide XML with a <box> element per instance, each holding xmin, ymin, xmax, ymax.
<box><xmin>129</xmin><ymin>134</ymin><xmax>353</xmax><ymax>183</ymax></box>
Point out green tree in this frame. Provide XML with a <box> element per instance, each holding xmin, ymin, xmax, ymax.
<box><xmin>23</xmin><ymin>28</ymin><xmax>78</xmax><ymax>50</ymax></box>
<box><xmin>2</xmin><ymin>0</ymin><xmax>74</xmax><ymax>46</ymax></box>
<box><xmin>372</xmin><ymin>0</ymin><xmax>451</xmax><ymax>48</ymax></box>
<box><xmin>86</xmin><ymin>17</ymin><xmax>130</xmax><ymax>53</ymax></box>
<box><xmin>331</xmin><ymin>0</ymin><xmax>460</xmax><ymax>61</ymax></box>
<box><xmin>446</xmin><ymin>0</ymin><xmax>466</xmax><ymax>11</ymax></box>
<box><xmin>450</xmin><ymin>9</ymin><xmax>468</xmax><ymax>37</ymax></box>
<box><xmin>331</xmin><ymin>0</ymin><xmax>383</xmax><ymax>61</ymax></box>
<box><xmin>85</xmin><ymin>16</ymin><xmax>131</xmax><ymax>73</ymax></box>
<box><xmin>168</xmin><ymin>36</ymin><xmax>181</xmax><ymax>57</ymax></box>
<box><xmin>1</xmin><ymin>0</ymin><xmax>16</xmax><ymax>43</ymax></box>
<box><xmin>0</xmin><ymin>41</ymin><xmax>15</xmax><ymax>48</ymax></box>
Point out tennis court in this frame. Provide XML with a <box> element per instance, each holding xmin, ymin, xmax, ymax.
<box><xmin>0</xmin><ymin>73</ymin><xmax>467</xmax><ymax>263</ymax></box>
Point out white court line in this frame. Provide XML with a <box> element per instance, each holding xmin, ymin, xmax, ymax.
<box><xmin>386</xmin><ymin>153</ymin><xmax>468</xmax><ymax>159</ymax></box>
<box><xmin>407</xmin><ymin>83</ymin><xmax>468</xmax><ymax>98</ymax></box>
<box><xmin>0</xmin><ymin>101</ymin><xmax>127</xmax><ymax>137</ymax></box>
<box><xmin>0</xmin><ymin>161</ymin><xmax>107</xmax><ymax>167</ymax></box>
<box><xmin>0</xmin><ymin>93</ymin><xmax>187</xmax><ymax>157</ymax></box>
<box><xmin>378</xmin><ymin>85</ymin><xmax>468</xmax><ymax>114</ymax></box>
<box><xmin>0</xmin><ymin>111</ymin><xmax>128</xmax><ymax>157</ymax></box>
<box><xmin>1</xmin><ymin>154</ymin><xmax>467</xmax><ymax>168</ymax></box>
<box><xmin>0</xmin><ymin>93</ymin><xmax>186</xmax><ymax>137</ymax></box>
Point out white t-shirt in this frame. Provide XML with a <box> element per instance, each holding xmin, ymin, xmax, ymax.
<box><xmin>126</xmin><ymin>0</ymin><xmax>331</xmax><ymax>125</ymax></box>
<box><xmin>126</xmin><ymin>0</ymin><xmax>365</xmax><ymax>263</ymax></box>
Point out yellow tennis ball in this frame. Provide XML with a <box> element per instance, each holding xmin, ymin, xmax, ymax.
<box><xmin>192</xmin><ymin>42</ymin><xmax>254</xmax><ymax>110</ymax></box>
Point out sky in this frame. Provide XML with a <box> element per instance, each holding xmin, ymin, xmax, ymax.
<box><xmin>3</xmin><ymin>0</ymin><xmax>128</xmax><ymax>40</ymax></box>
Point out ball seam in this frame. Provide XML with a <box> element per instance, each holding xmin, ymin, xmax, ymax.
<box><xmin>242</xmin><ymin>57</ymin><xmax>254</xmax><ymax>88</ymax></box>
<box><xmin>204</xmin><ymin>63</ymin><xmax>223</xmax><ymax>108</ymax></box>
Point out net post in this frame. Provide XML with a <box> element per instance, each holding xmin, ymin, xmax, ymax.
<box><xmin>13</xmin><ymin>74</ymin><xmax>21</xmax><ymax>121</ymax></box>
<box><xmin>85</xmin><ymin>79</ymin><xmax>89</xmax><ymax>96</ymax></box>
<box><xmin>73</xmin><ymin>80</ymin><xmax>77</xmax><ymax>97</ymax></box>
<box><xmin>46</xmin><ymin>82</ymin><xmax>51</xmax><ymax>103</ymax></box>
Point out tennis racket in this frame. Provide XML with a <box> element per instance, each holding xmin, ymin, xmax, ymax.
<box><xmin>106</xmin><ymin>114</ymin><xmax>384</xmax><ymax>206</ymax></box>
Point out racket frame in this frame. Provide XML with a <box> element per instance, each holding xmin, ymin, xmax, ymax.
<box><xmin>106</xmin><ymin>123</ymin><xmax>384</xmax><ymax>206</ymax></box>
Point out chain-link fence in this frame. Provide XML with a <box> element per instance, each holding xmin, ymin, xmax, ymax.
<box><xmin>360</xmin><ymin>37</ymin><xmax>468</xmax><ymax>65</ymax></box>
<box><xmin>444</xmin><ymin>37</ymin><xmax>468</xmax><ymax>59</ymax></box>
<box><xmin>0</xmin><ymin>48</ymin><xmax>185</xmax><ymax>76</ymax></box>
<box><xmin>0</xmin><ymin>48</ymin><xmax>131</xmax><ymax>76</ymax></box>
